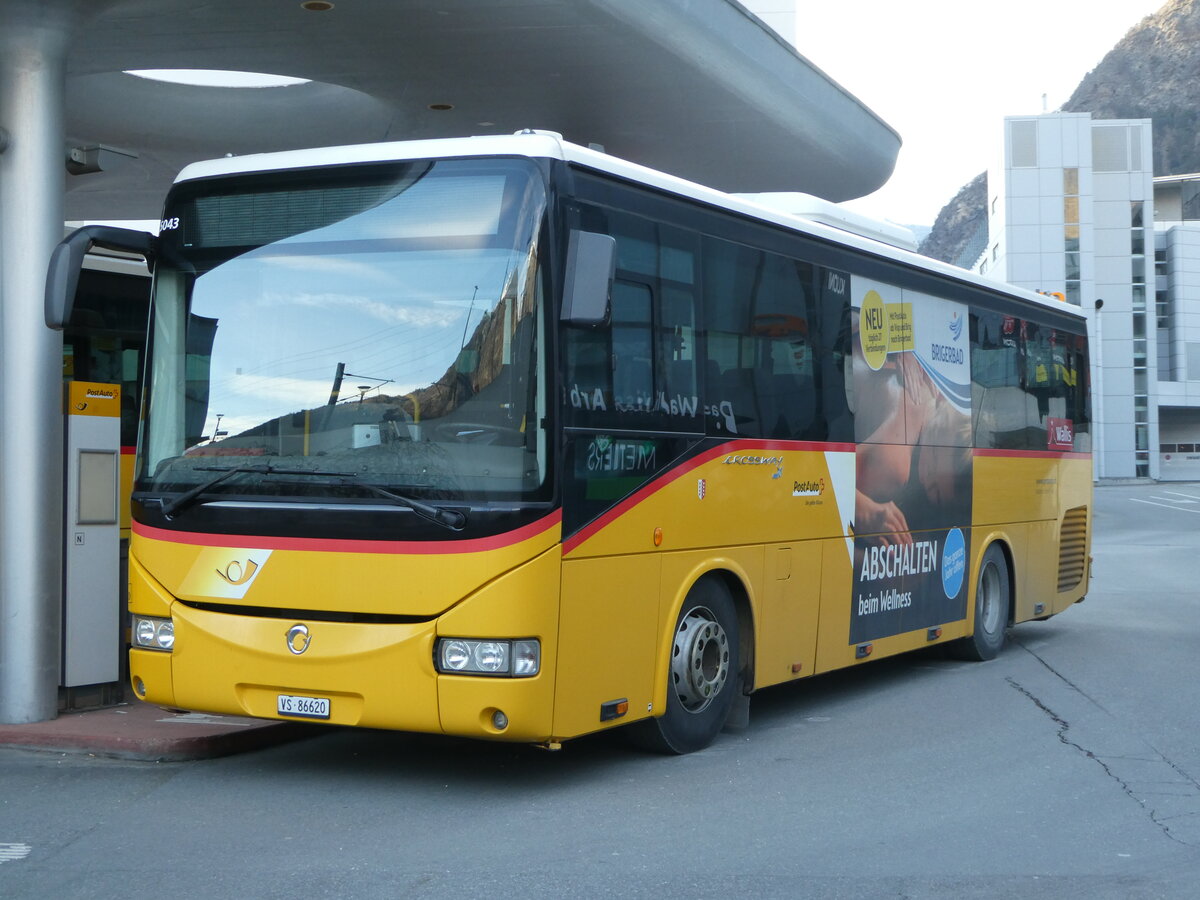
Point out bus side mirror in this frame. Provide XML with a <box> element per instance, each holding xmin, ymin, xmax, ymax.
<box><xmin>46</xmin><ymin>225</ymin><xmax>158</xmax><ymax>330</ymax></box>
<box><xmin>560</xmin><ymin>230</ymin><xmax>616</xmax><ymax>326</ymax></box>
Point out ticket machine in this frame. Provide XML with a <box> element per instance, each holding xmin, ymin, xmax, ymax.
<box><xmin>61</xmin><ymin>381</ymin><xmax>121</xmax><ymax>688</ymax></box>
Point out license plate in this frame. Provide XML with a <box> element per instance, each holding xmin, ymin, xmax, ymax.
<box><xmin>277</xmin><ymin>693</ymin><xmax>330</xmax><ymax>720</ymax></box>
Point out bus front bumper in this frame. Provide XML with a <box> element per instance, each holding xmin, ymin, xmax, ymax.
<box><xmin>128</xmin><ymin>542</ymin><xmax>563</xmax><ymax>742</ymax></box>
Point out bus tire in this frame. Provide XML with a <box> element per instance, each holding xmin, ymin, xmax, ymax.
<box><xmin>631</xmin><ymin>578</ymin><xmax>740</xmax><ymax>754</ymax></box>
<box><xmin>949</xmin><ymin>543</ymin><xmax>1010</xmax><ymax>661</ymax></box>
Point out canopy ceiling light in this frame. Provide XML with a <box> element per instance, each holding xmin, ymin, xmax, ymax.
<box><xmin>124</xmin><ymin>69</ymin><xmax>311</xmax><ymax>89</ymax></box>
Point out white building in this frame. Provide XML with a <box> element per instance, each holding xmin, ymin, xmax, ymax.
<box><xmin>973</xmin><ymin>112</ymin><xmax>1186</xmax><ymax>480</ymax></box>
<box><xmin>1150</xmin><ymin>174</ymin><xmax>1200</xmax><ymax>479</ymax></box>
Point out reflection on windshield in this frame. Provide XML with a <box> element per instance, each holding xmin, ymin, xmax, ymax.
<box><xmin>141</xmin><ymin>159</ymin><xmax>548</xmax><ymax>503</ymax></box>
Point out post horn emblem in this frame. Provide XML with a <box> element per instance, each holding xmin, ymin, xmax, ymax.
<box><xmin>216</xmin><ymin>558</ymin><xmax>259</xmax><ymax>586</ymax></box>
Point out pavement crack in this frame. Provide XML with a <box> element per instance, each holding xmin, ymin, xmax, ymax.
<box><xmin>1011</xmin><ymin>634</ymin><xmax>1109</xmax><ymax>712</ymax></box>
<box><xmin>1006</xmin><ymin>676</ymin><xmax>1192</xmax><ymax>846</ymax></box>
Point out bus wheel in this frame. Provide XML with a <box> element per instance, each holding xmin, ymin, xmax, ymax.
<box><xmin>632</xmin><ymin>578</ymin><xmax>740</xmax><ymax>754</ymax></box>
<box><xmin>949</xmin><ymin>543</ymin><xmax>1010</xmax><ymax>661</ymax></box>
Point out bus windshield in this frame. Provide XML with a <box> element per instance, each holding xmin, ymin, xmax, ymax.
<box><xmin>138</xmin><ymin>157</ymin><xmax>549</xmax><ymax>506</ymax></box>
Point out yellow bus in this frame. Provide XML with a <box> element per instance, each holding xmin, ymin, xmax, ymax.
<box><xmin>50</xmin><ymin>132</ymin><xmax>1092</xmax><ymax>753</ymax></box>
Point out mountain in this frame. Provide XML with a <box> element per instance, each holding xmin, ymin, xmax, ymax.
<box><xmin>915</xmin><ymin>174</ymin><xmax>987</xmax><ymax>267</ymax></box>
<box><xmin>919</xmin><ymin>0</ymin><xmax>1200</xmax><ymax>265</ymax></box>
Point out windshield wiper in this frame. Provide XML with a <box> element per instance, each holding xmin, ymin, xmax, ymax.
<box><xmin>140</xmin><ymin>464</ymin><xmax>466</xmax><ymax>530</ymax></box>
<box><xmin>341</xmin><ymin>481</ymin><xmax>467</xmax><ymax>532</ymax></box>
<box><xmin>147</xmin><ymin>464</ymin><xmax>356</xmax><ymax>520</ymax></box>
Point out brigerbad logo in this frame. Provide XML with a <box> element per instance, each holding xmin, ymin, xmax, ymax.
<box><xmin>929</xmin><ymin>310</ymin><xmax>967</xmax><ymax>366</ymax></box>
<box><xmin>948</xmin><ymin>311</ymin><xmax>963</xmax><ymax>341</ymax></box>
<box><xmin>930</xmin><ymin>342</ymin><xmax>964</xmax><ymax>364</ymax></box>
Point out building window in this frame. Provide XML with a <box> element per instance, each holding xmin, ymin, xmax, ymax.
<box><xmin>1188</xmin><ymin>342</ymin><xmax>1200</xmax><ymax>379</ymax></box>
<box><xmin>1093</xmin><ymin>126</ymin><xmax>1131</xmax><ymax>173</ymax></box>
<box><xmin>1063</xmin><ymin>174</ymin><xmax>1080</xmax><ymax>306</ymax></box>
<box><xmin>1011</xmin><ymin>120</ymin><xmax>1038</xmax><ymax>168</ymax></box>
<box><xmin>1065</xmin><ymin>252</ymin><xmax>1081</xmax><ymax>280</ymax></box>
<box><xmin>1130</xmin><ymin>195</ymin><xmax>1149</xmax><ymax>471</ymax></box>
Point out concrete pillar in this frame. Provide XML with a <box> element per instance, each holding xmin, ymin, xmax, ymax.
<box><xmin>0</xmin><ymin>2</ymin><xmax>76</xmax><ymax>723</ymax></box>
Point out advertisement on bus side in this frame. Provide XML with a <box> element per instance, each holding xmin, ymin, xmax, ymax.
<box><xmin>850</xmin><ymin>279</ymin><xmax>972</xmax><ymax>644</ymax></box>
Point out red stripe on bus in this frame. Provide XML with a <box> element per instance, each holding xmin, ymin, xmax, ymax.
<box><xmin>121</xmin><ymin>446</ymin><xmax>136</xmax><ymax>455</ymax></box>
<box><xmin>973</xmin><ymin>448</ymin><xmax>1091</xmax><ymax>460</ymax></box>
<box><xmin>562</xmin><ymin>439</ymin><xmax>854</xmax><ymax>555</ymax></box>
<box><xmin>132</xmin><ymin>511</ymin><xmax>562</xmax><ymax>555</ymax></box>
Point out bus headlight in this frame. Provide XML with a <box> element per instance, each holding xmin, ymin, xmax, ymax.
<box><xmin>132</xmin><ymin>616</ymin><xmax>174</xmax><ymax>652</ymax></box>
<box><xmin>474</xmin><ymin>641</ymin><xmax>507</xmax><ymax>673</ymax></box>
<box><xmin>436</xmin><ymin>638</ymin><xmax>539</xmax><ymax>677</ymax></box>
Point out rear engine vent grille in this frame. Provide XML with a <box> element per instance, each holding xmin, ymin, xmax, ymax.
<box><xmin>1057</xmin><ymin>506</ymin><xmax>1089</xmax><ymax>592</ymax></box>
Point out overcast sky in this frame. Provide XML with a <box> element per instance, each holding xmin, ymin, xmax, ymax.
<box><xmin>791</xmin><ymin>0</ymin><xmax>1167</xmax><ymax>227</ymax></box>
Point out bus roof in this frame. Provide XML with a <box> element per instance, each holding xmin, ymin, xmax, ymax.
<box><xmin>173</xmin><ymin>131</ymin><xmax>1086</xmax><ymax>324</ymax></box>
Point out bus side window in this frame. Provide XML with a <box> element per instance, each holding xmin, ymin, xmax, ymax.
<box><xmin>660</xmin><ymin>284</ymin><xmax>698</xmax><ymax>411</ymax></box>
<box><xmin>970</xmin><ymin>310</ymin><xmax>1025</xmax><ymax>450</ymax></box>
<box><xmin>751</xmin><ymin>255</ymin><xmax>816</xmax><ymax>440</ymax></box>
<box><xmin>563</xmin><ymin>205</ymin><xmax>699</xmax><ymax>429</ymax></box>
<box><xmin>702</xmin><ymin>238</ymin><xmax>761</xmax><ymax>437</ymax></box>
<box><xmin>1067</xmin><ymin>336</ymin><xmax>1091</xmax><ymax>450</ymax></box>
<box><xmin>701</xmin><ymin>238</ymin><xmax>818</xmax><ymax>439</ymax></box>
<box><xmin>816</xmin><ymin>267</ymin><xmax>853</xmax><ymax>443</ymax></box>
<box><xmin>1023</xmin><ymin>321</ymin><xmax>1051</xmax><ymax>444</ymax></box>
<box><xmin>611</xmin><ymin>281</ymin><xmax>653</xmax><ymax>410</ymax></box>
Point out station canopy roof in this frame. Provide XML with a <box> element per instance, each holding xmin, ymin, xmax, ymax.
<box><xmin>62</xmin><ymin>0</ymin><xmax>900</xmax><ymax>220</ymax></box>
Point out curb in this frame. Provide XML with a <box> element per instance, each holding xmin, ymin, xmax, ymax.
<box><xmin>0</xmin><ymin>704</ymin><xmax>320</xmax><ymax>762</ymax></box>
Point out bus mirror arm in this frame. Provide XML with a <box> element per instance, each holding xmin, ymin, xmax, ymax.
<box><xmin>560</xmin><ymin>230</ymin><xmax>615</xmax><ymax>327</ymax></box>
<box><xmin>45</xmin><ymin>224</ymin><xmax>158</xmax><ymax>330</ymax></box>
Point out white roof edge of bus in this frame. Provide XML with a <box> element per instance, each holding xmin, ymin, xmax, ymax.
<box><xmin>171</xmin><ymin>133</ymin><xmax>565</xmax><ymax>183</ymax></box>
<box><xmin>172</xmin><ymin>132</ymin><xmax>1084</xmax><ymax>322</ymax></box>
<box><xmin>731</xmin><ymin>193</ymin><xmax>918</xmax><ymax>253</ymax></box>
